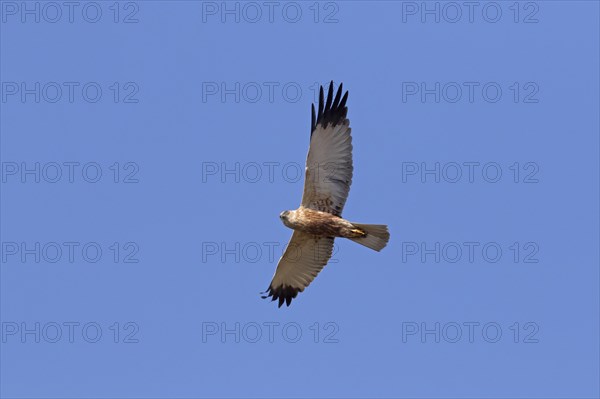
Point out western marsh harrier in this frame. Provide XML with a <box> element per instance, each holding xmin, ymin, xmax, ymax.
<box><xmin>262</xmin><ymin>81</ymin><xmax>390</xmax><ymax>307</ymax></box>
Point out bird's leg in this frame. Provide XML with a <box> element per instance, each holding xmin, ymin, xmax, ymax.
<box><xmin>349</xmin><ymin>228</ymin><xmax>367</xmax><ymax>237</ymax></box>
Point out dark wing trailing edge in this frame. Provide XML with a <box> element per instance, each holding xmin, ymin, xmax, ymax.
<box><xmin>311</xmin><ymin>81</ymin><xmax>349</xmax><ymax>136</ymax></box>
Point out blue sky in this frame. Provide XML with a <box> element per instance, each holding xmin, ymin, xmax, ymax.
<box><xmin>1</xmin><ymin>1</ymin><xmax>599</xmax><ymax>398</ymax></box>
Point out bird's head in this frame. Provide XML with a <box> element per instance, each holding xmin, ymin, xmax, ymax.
<box><xmin>279</xmin><ymin>210</ymin><xmax>292</xmax><ymax>227</ymax></box>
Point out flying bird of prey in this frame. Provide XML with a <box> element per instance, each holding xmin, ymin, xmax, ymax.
<box><xmin>262</xmin><ymin>81</ymin><xmax>390</xmax><ymax>307</ymax></box>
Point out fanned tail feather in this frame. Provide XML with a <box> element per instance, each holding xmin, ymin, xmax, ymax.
<box><xmin>348</xmin><ymin>223</ymin><xmax>390</xmax><ymax>251</ymax></box>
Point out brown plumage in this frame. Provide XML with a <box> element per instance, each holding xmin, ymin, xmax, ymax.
<box><xmin>282</xmin><ymin>207</ymin><xmax>366</xmax><ymax>239</ymax></box>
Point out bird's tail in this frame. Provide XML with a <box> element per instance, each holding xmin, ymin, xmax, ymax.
<box><xmin>348</xmin><ymin>223</ymin><xmax>390</xmax><ymax>252</ymax></box>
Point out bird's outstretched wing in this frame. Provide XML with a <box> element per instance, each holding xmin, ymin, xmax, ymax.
<box><xmin>301</xmin><ymin>81</ymin><xmax>353</xmax><ymax>217</ymax></box>
<box><xmin>262</xmin><ymin>231</ymin><xmax>335</xmax><ymax>307</ymax></box>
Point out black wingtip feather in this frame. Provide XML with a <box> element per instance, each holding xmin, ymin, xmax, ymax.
<box><xmin>311</xmin><ymin>104</ymin><xmax>315</xmax><ymax>135</ymax></box>
<box><xmin>261</xmin><ymin>285</ymin><xmax>300</xmax><ymax>308</ymax></box>
<box><xmin>324</xmin><ymin>81</ymin><xmax>333</xmax><ymax>112</ymax></box>
<box><xmin>332</xmin><ymin>83</ymin><xmax>343</xmax><ymax>109</ymax></box>
<box><xmin>339</xmin><ymin>90</ymin><xmax>348</xmax><ymax>110</ymax></box>
<box><xmin>317</xmin><ymin>86</ymin><xmax>324</xmax><ymax>122</ymax></box>
<box><xmin>311</xmin><ymin>81</ymin><xmax>349</xmax><ymax>136</ymax></box>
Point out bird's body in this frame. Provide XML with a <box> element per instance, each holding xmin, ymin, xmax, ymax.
<box><xmin>280</xmin><ymin>207</ymin><xmax>366</xmax><ymax>239</ymax></box>
<box><xmin>262</xmin><ymin>81</ymin><xmax>390</xmax><ymax>307</ymax></box>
